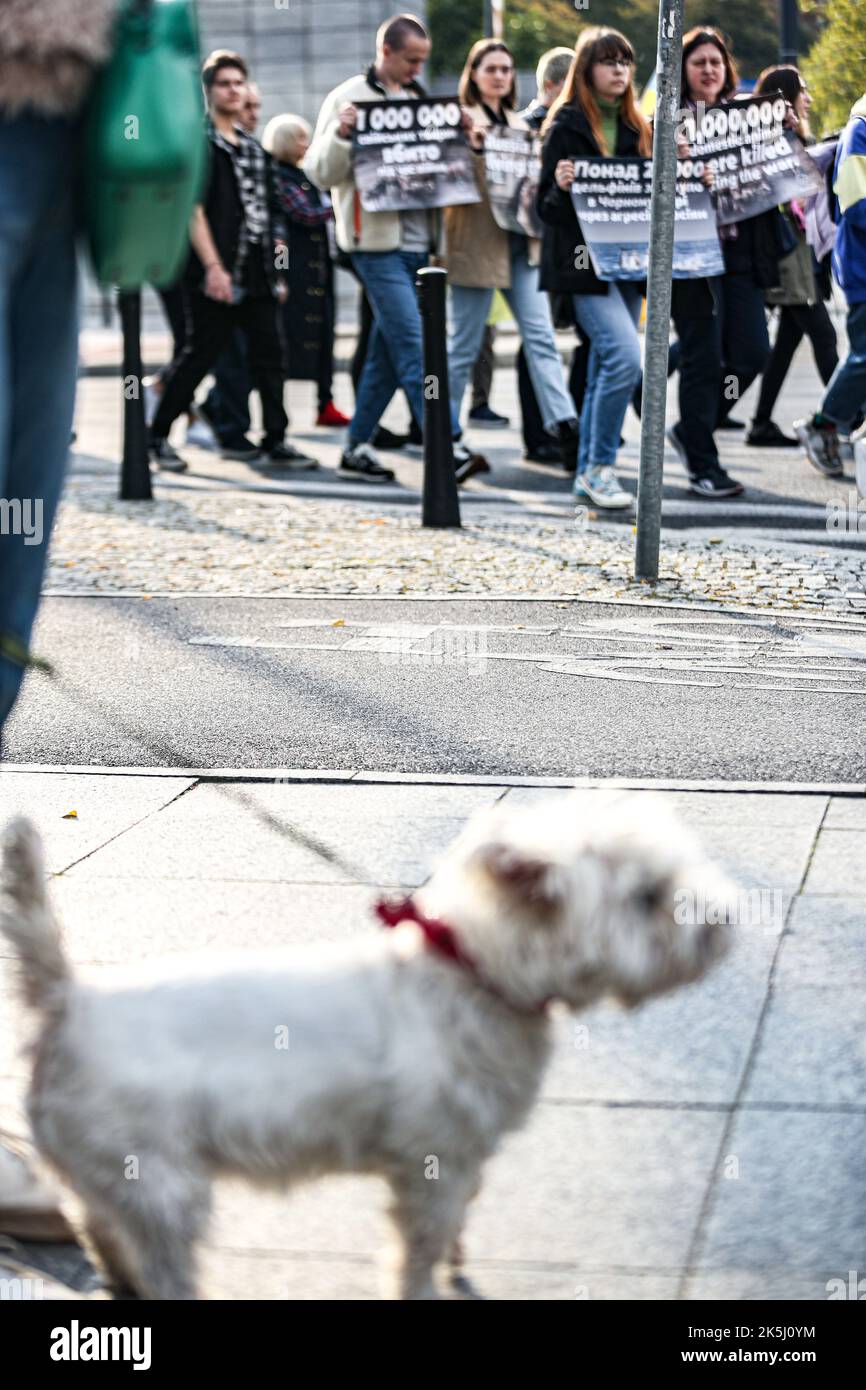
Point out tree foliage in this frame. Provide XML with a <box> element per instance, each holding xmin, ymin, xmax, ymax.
<box><xmin>428</xmin><ymin>0</ymin><xmax>821</xmax><ymax>91</ymax></box>
<box><xmin>804</xmin><ymin>0</ymin><xmax>865</xmax><ymax>135</ymax></box>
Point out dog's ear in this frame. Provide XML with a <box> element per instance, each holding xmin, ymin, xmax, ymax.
<box><xmin>477</xmin><ymin>843</ymin><xmax>560</xmax><ymax>912</ymax></box>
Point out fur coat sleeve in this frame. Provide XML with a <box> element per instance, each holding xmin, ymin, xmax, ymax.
<box><xmin>0</xmin><ymin>0</ymin><xmax>119</xmax><ymax>117</ymax></box>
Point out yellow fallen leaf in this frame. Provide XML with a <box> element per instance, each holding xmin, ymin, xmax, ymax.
<box><xmin>62</xmin><ymin>810</ymin><xmax>77</xmax><ymax>820</ymax></box>
<box><xmin>332</xmin><ymin>618</ymin><xmax>345</xmax><ymax>627</ymax></box>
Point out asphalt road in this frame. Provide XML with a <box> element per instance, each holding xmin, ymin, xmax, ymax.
<box><xmin>6</xmin><ymin>595</ymin><xmax>866</xmax><ymax>783</ymax></box>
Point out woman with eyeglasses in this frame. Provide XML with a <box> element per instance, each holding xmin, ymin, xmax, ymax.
<box><xmin>536</xmin><ymin>27</ymin><xmax>651</xmax><ymax>508</ymax></box>
<box><xmin>444</xmin><ymin>39</ymin><xmax>582</xmax><ymax>473</ymax></box>
<box><xmin>745</xmin><ymin>65</ymin><xmax>839</xmax><ymax>451</ymax></box>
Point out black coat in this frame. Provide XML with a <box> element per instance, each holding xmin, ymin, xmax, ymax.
<box><xmin>274</xmin><ymin>160</ymin><xmax>335</xmax><ymax>380</ymax></box>
<box><xmin>536</xmin><ymin>104</ymin><xmax>644</xmax><ymax>297</ymax></box>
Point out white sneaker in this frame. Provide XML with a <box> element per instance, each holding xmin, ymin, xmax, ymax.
<box><xmin>185</xmin><ymin>417</ymin><xmax>219</xmax><ymax>451</ymax></box>
<box><xmin>142</xmin><ymin>378</ymin><xmax>160</xmax><ymax>428</ymax></box>
<box><xmin>577</xmin><ymin>465</ymin><xmax>633</xmax><ymax>509</ymax></box>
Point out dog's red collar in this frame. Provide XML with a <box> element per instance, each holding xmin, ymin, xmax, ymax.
<box><xmin>374</xmin><ymin>896</ymin><xmax>550</xmax><ymax>1016</ymax></box>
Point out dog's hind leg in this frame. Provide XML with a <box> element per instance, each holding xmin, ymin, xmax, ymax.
<box><xmin>73</xmin><ymin>1166</ymin><xmax>211</xmax><ymax>1301</ymax></box>
<box><xmin>82</xmin><ymin>1215</ymin><xmax>144</xmax><ymax>1299</ymax></box>
<box><xmin>384</xmin><ymin>1168</ymin><xmax>480</xmax><ymax>1301</ymax></box>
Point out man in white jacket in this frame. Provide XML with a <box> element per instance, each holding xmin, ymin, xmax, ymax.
<box><xmin>305</xmin><ymin>11</ymin><xmax>485</xmax><ymax>483</ymax></box>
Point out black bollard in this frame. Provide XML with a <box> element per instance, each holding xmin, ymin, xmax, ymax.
<box><xmin>415</xmin><ymin>266</ymin><xmax>461</xmax><ymax>528</ymax></box>
<box><xmin>118</xmin><ymin>289</ymin><xmax>153</xmax><ymax>501</ymax></box>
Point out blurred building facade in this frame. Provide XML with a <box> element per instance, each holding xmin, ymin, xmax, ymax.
<box><xmin>197</xmin><ymin>0</ymin><xmax>430</xmax><ymax>131</ymax></box>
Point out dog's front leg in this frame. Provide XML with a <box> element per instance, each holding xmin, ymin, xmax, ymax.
<box><xmin>383</xmin><ymin>1169</ymin><xmax>480</xmax><ymax>1301</ymax></box>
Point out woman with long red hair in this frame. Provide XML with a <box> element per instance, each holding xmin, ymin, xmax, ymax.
<box><xmin>537</xmin><ymin>27</ymin><xmax>651</xmax><ymax>508</ymax></box>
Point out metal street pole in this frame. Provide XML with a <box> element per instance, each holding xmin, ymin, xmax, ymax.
<box><xmin>118</xmin><ymin>289</ymin><xmax>153</xmax><ymax>501</ymax></box>
<box><xmin>416</xmin><ymin>266</ymin><xmax>461</xmax><ymax>528</ymax></box>
<box><xmin>779</xmin><ymin>0</ymin><xmax>799</xmax><ymax>64</ymax></box>
<box><xmin>484</xmin><ymin>1</ymin><xmax>504</xmax><ymax>41</ymax></box>
<box><xmin>634</xmin><ymin>0</ymin><xmax>685</xmax><ymax>581</ymax></box>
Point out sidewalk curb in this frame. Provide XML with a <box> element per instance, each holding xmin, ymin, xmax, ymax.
<box><xmin>34</xmin><ymin>590</ymin><xmax>866</xmax><ymax>624</ymax></box>
<box><xmin>1</xmin><ymin>764</ymin><xmax>863</xmax><ymax>795</ymax></box>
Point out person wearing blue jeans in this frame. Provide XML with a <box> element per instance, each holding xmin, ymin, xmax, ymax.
<box><xmin>0</xmin><ymin>112</ymin><xmax>81</xmax><ymax>732</ymax></box>
<box><xmin>796</xmin><ymin>94</ymin><xmax>866</xmax><ymax>483</ymax></box>
<box><xmin>448</xmin><ymin>235</ymin><xmax>578</xmax><ymax>449</ymax></box>
<box><xmin>348</xmin><ymin>248</ymin><xmax>459</xmax><ymax>453</ymax></box>
<box><xmin>304</xmin><ymin>17</ymin><xmax>487</xmax><ymax>485</ymax></box>
<box><xmin>572</xmin><ymin>282</ymin><xmax>642</xmax><ymax>483</ymax></box>
<box><xmin>536</xmin><ymin>27</ymin><xmax>653</xmax><ymax>507</ymax></box>
<box><xmin>444</xmin><ymin>39</ymin><xmax>580</xmax><ymax>475</ymax></box>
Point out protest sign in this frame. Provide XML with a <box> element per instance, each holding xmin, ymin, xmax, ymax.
<box><xmin>484</xmin><ymin>127</ymin><xmax>543</xmax><ymax>238</ymax></box>
<box><xmin>569</xmin><ymin>156</ymin><xmax>724</xmax><ymax>280</ymax></box>
<box><xmin>352</xmin><ymin>96</ymin><xmax>480</xmax><ymax>212</ymax></box>
<box><xmin>679</xmin><ymin>94</ymin><xmax>824</xmax><ymax>225</ymax></box>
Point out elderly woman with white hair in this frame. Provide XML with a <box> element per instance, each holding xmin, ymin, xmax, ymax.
<box><xmin>262</xmin><ymin>113</ymin><xmax>348</xmax><ymax>428</ymax></box>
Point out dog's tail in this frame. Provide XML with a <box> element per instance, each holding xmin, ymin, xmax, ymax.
<box><xmin>0</xmin><ymin>819</ymin><xmax>70</xmax><ymax>1013</ymax></box>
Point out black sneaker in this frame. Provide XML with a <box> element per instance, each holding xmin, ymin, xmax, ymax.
<box><xmin>717</xmin><ymin>416</ymin><xmax>746</xmax><ymax>431</ymax></box>
<box><xmin>689</xmin><ymin>466</ymin><xmax>744</xmax><ymax>499</ymax></box>
<box><xmin>746</xmin><ymin>419</ymin><xmax>798</xmax><ymax>448</ymax></box>
<box><xmin>261</xmin><ymin>441</ymin><xmax>320</xmax><ymax>470</ymax></box>
<box><xmin>455</xmin><ymin>449</ymin><xmax>492</xmax><ymax>485</ymax></box>
<box><xmin>525</xmin><ymin>442</ymin><xmax>563</xmax><ymax>465</ymax></box>
<box><xmin>468</xmin><ymin>403</ymin><xmax>510</xmax><ymax>429</ymax></box>
<box><xmin>149</xmin><ymin>437</ymin><xmax>188</xmax><ymax>472</ymax></box>
<box><xmin>372</xmin><ymin>425</ymin><xmax>410</xmax><ymax>450</ymax></box>
<box><xmin>338</xmin><ymin>443</ymin><xmax>395</xmax><ymax>483</ymax></box>
<box><xmin>220</xmin><ymin>435</ymin><xmax>262</xmax><ymax>461</ymax></box>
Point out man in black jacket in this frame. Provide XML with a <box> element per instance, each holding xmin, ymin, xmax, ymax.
<box><xmin>149</xmin><ymin>51</ymin><xmax>319</xmax><ymax>472</ymax></box>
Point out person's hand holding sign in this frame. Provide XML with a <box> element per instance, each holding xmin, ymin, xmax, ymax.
<box><xmin>677</xmin><ymin>133</ymin><xmax>714</xmax><ymax>189</ymax></box>
<box><xmin>555</xmin><ymin>159</ymin><xmax>575</xmax><ymax>191</ymax></box>
<box><xmin>337</xmin><ymin>104</ymin><xmax>357</xmax><ymax>139</ymax></box>
<box><xmin>461</xmin><ymin>108</ymin><xmax>485</xmax><ymax>151</ymax></box>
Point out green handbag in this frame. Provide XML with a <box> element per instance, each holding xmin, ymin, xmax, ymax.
<box><xmin>85</xmin><ymin>0</ymin><xmax>208</xmax><ymax>289</ymax></box>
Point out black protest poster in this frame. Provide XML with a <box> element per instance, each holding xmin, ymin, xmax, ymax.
<box><xmin>569</xmin><ymin>156</ymin><xmax>724</xmax><ymax>281</ymax></box>
<box><xmin>352</xmin><ymin>96</ymin><xmax>481</xmax><ymax>212</ymax></box>
<box><xmin>679</xmin><ymin>94</ymin><xmax>824</xmax><ymax>225</ymax></box>
<box><xmin>483</xmin><ymin>127</ymin><xmax>543</xmax><ymax>238</ymax></box>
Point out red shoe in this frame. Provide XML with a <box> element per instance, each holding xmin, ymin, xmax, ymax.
<box><xmin>316</xmin><ymin>401</ymin><xmax>351</xmax><ymax>427</ymax></box>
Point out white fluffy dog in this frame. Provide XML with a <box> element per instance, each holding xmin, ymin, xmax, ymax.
<box><xmin>0</xmin><ymin>795</ymin><xmax>732</xmax><ymax>1300</ymax></box>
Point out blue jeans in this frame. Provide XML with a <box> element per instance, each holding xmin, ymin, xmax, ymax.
<box><xmin>448</xmin><ymin>238</ymin><xmax>575</xmax><ymax>432</ymax></box>
<box><xmin>349</xmin><ymin>250</ymin><xmax>458</xmax><ymax>445</ymax></box>
<box><xmin>573</xmin><ymin>282</ymin><xmax>643</xmax><ymax>474</ymax></box>
<box><xmin>822</xmin><ymin>300</ymin><xmax>866</xmax><ymax>429</ymax></box>
<box><xmin>0</xmin><ymin>114</ymin><xmax>80</xmax><ymax>732</ymax></box>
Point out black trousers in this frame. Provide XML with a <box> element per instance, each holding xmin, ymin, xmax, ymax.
<box><xmin>151</xmin><ymin>288</ymin><xmax>288</xmax><ymax>447</ymax></box>
<box><xmin>716</xmin><ymin>271</ymin><xmax>771</xmax><ymax>426</ymax></box>
<box><xmin>673</xmin><ymin>278</ymin><xmax>724</xmax><ymax>476</ymax></box>
<box><xmin>518</xmin><ymin>339</ymin><xmax>588</xmax><ymax>451</ymax></box>
<box><xmin>754</xmin><ymin>302</ymin><xmax>838</xmax><ymax>423</ymax></box>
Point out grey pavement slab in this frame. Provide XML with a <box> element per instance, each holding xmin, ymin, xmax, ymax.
<box><xmin>690</xmin><ymin>1111</ymin><xmax>865</xmax><ymax>1283</ymax></box>
<box><xmin>788</xmin><ymin>895</ymin><xmax>866</xmax><ymax>938</ymax></box>
<box><xmin>742</xmin><ymin>986</ymin><xmax>865</xmax><ymax>1107</ymax></box>
<box><xmin>825</xmin><ymin>797</ymin><xmax>866</xmax><ymax>829</ymax></box>
<box><xmin>543</xmin><ymin>935</ymin><xmax>777</xmax><ymax>1106</ymax></box>
<box><xmin>0</xmin><ymin>772</ymin><xmax>195</xmax><ymax>873</ymax></box>
<box><xmin>803</xmin><ymin>831</ymin><xmax>866</xmax><ymax>895</ymax></box>
<box><xmin>503</xmin><ymin>786</ymin><xmax>830</xmax><ymax>829</ymax></box>
<box><xmin>59</xmin><ymin>781</ymin><xmax>499</xmax><ymax>886</ymax></box>
<box><xmin>203</xmin><ymin>1103</ymin><xmax>726</xmax><ymax>1280</ymax></box>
